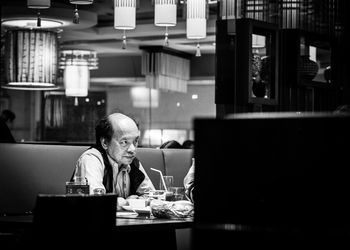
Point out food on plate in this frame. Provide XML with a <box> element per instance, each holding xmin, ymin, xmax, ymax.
<box><xmin>150</xmin><ymin>199</ymin><xmax>194</xmax><ymax>219</ymax></box>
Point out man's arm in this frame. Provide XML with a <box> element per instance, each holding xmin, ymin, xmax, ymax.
<box><xmin>135</xmin><ymin>162</ymin><xmax>155</xmax><ymax>196</ymax></box>
<box><xmin>184</xmin><ymin>165</ymin><xmax>195</xmax><ymax>202</ymax></box>
<box><xmin>75</xmin><ymin>150</ymin><xmax>106</xmax><ymax>194</ymax></box>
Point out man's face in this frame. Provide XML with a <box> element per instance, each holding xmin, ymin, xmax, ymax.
<box><xmin>104</xmin><ymin>117</ymin><xmax>140</xmax><ymax>166</ymax></box>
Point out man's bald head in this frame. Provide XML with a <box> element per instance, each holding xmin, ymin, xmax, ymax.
<box><xmin>108</xmin><ymin>113</ymin><xmax>139</xmax><ymax>140</ymax></box>
<box><xmin>95</xmin><ymin>113</ymin><xmax>139</xmax><ymax>147</ymax></box>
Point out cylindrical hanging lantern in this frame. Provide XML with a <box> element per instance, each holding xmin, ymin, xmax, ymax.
<box><xmin>27</xmin><ymin>0</ymin><xmax>51</xmax><ymax>9</ymax></box>
<box><xmin>155</xmin><ymin>0</ymin><xmax>177</xmax><ymax>46</ymax></box>
<box><xmin>59</xmin><ymin>49</ymin><xmax>98</xmax><ymax>97</ymax></box>
<box><xmin>155</xmin><ymin>0</ymin><xmax>177</xmax><ymax>27</ymax></box>
<box><xmin>2</xmin><ymin>29</ymin><xmax>59</xmax><ymax>91</ymax></box>
<box><xmin>114</xmin><ymin>0</ymin><xmax>136</xmax><ymax>49</ymax></box>
<box><xmin>114</xmin><ymin>0</ymin><xmax>136</xmax><ymax>30</ymax></box>
<box><xmin>64</xmin><ymin>65</ymin><xmax>90</xmax><ymax>97</ymax></box>
<box><xmin>186</xmin><ymin>0</ymin><xmax>207</xmax><ymax>39</ymax></box>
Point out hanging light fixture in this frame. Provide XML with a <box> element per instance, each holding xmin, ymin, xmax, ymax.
<box><xmin>141</xmin><ymin>46</ymin><xmax>190</xmax><ymax>93</ymax></box>
<box><xmin>69</xmin><ymin>0</ymin><xmax>94</xmax><ymax>24</ymax></box>
<box><xmin>186</xmin><ymin>0</ymin><xmax>207</xmax><ymax>57</ymax></box>
<box><xmin>27</xmin><ymin>0</ymin><xmax>51</xmax><ymax>27</ymax></box>
<box><xmin>154</xmin><ymin>0</ymin><xmax>177</xmax><ymax>46</ymax></box>
<box><xmin>2</xmin><ymin>3</ymin><xmax>97</xmax><ymax>29</ymax></box>
<box><xmin>114</xmin><ymin>0</ymin><xmax>136</xmax><ymax>49</ymax></box>
<box><xmin>59</xmin><ymin>49</ymin><xmax>98</xmax><ymax>97</ymax></box>
<box><xmin>2</xmin><ymin>29</ymin><xmax>59</xmax><ymax>91</ymax></box>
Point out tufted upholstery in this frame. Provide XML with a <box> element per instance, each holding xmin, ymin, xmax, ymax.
<box><xmin>0</xmin><ymin>143</ymin><xmax>192</xmax><ymax>214</ymax></box>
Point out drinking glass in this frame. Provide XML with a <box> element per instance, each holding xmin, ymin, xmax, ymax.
<box><xmin>170</xmin><ymin>187</ymin><xmax>186</xmax><ymax>201</ymax></box>
<box><xmin>159</xmin><ymin>175</ymin><xmax>174</xmax><ymax>191</ymax></box>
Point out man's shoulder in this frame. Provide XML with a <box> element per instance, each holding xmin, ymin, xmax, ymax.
<box><xmin>79</xmin><ymin>147</ymin><xmax>103</xmax><ymax>160</ymax></box>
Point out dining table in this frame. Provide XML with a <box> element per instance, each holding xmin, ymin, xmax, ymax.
<box><xmin>0</xmin><ymin>212</ymin><xmax>194</xmax><ymax>250</ymax></box>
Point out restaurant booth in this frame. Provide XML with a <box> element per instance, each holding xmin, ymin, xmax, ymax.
<box><xmin>0</xmin><ymin>144</ymin><xmax>194</xmax><ymax>249</ymax></box>
<box><xmin>1</xmin><ymin>1</ymin><xmax>350</xmax><ymax>250</ymax></box>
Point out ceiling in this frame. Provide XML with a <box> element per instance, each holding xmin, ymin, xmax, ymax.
<box><xmin>1</xmin><ymin>0</ymin><xmax>218</xmax><ymax>57</ymax></box>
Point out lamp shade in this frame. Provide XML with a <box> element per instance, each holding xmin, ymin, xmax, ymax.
<box><xmin>186</xmin><ymin>0</ymin><xmax>207</xmax><ymax>39</ymax></box>
<box><xmin>27</xmin><ymin>0</ymin><xmax>50</xmax><ymax>9</ymax></box>
<box><xmin>154</xmin><ymin>0</ymin><xmax>177</xmax><ymax>27</ymax></box>
<box><xmin>64</xmin><ymin>65</ymin><xmax>90</xmax><ymax>97</ymax></box>
<box><xmin>141</xmin><ymin>46</ymin><xmax>190</xmax><ymax>93</ymax></box>
<box><xmin>59</xmin><ymin>49</ymin><xmax>98</xmax><ymax>97</ymax></box>
<box><xmin>2</xmin><ymin>29</ymin><xmax>59</xmax><ymax>91</ymax></box>
<box><xmin>114</xmin><ymin>0</ymin><xmax>136</xmax><ymax>30</ymax></box>
<box><xmin>59</xmin><ymin>49</ymin><xmax>98</xmax><ymax>70</ymax></box>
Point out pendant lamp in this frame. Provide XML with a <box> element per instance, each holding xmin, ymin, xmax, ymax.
<box><xmin>186</xmin><ymin>0</ymin><xmax>207</xmax><ymax>57</ymax></box>
<box><xmin>63</xmin><ymin>65</ymin><xmax>90</xmax><ymax>97</ymax></box>
<box><xmin>154</xmin><ymin>0</ymin><xmax>177</xmax><ymax>46</ymax></box>
<box><xmin>114</xmin><ymin>0</ymin><xmax>136</xmax><ymax>49</ymax></box>
<box><xmin>141</xmin><ymin>46</ymin><xmax>190</xmax><ymax>93</ymax></box>
<box><xmin>2</xmin><ymin>29</ymin><xmax>59</xmax><ymax>91</ymax></box>
<box><xmin>27</xmin><ymin>0</ymin><xmax>51</xmax><ymax>27</ymax></box>
<box><xmin>59</xmin><ymin>49</ymin><xmax>98</xmax><ymax>97</ymax></box>
<box><xmin>69</xmin><ymin>0</ymin><xmax>94</xmax><ymax>24</ymax></box>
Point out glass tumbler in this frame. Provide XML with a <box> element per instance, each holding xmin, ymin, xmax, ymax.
<box><xmin>159</xmin><ymin>175</ymin><xmax>174</xmax><ymax>191</ymax></box>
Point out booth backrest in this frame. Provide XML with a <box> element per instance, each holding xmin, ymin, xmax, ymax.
<box><xmin>162</xmin><ymin>149</ymin><xmax>193</xmax><ymax>187</ymax></box>
<box><xmin>134</xmin><ymin>147</ymin><xmax>165</xmax><ymax>190</ymax></box>
<box><xmin>0</xmin><ymin>143</ymin><xmax>88</xmax><ymax>214</ymax></box>
<box><xmin>0</xmin><ymin>143</ymin><xmax>192</xmax><ymax>214</ymax></box>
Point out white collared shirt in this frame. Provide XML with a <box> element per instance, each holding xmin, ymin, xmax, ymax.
<box><xmin>74</xmin><ymin>148</ymin><xmax>155</xmax><ymax>196</ymax></box>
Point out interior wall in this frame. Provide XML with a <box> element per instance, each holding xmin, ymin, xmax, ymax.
<box><xmin>91</xmin><ymin>55</ymin><xmax>143</xmax><ymax>78</ymax></box>
<box><xmin>2</xmin><ymin>53</ymin><xmax>216</xmax><ymax>143</ymax></box>
<box><xmin>91</xmin><ymin>54</ymin><xmax>215</xmax><ymax>78</ymax></box>
<box><xmin>106</xmin><ymin>84</ymin><xmax>216</xmax><ymax>131</ymax></box>
<box><xmin>3</xmin><ymin>90</ymin><xmax>40</xmax><ymax>142</ymax></box>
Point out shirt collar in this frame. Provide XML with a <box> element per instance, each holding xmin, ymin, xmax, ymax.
<box><xmin>106</xmin><ymin>154</ymin><xmax>131</xmax><ymax>173</ymax></box>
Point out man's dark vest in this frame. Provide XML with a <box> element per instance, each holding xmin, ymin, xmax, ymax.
<box><xmin>71</xmin><ymin>145</ymin><xmax>146</xmax><ymax>195</ymax></box>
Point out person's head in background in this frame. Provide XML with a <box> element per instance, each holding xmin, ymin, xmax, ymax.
<box><xmin>95</xmin><ymin>113</ymin><xmax>140</xmax><ymax>166</ymax></box>
<box><xmin>0</xmin><ymin>109</ymin><xmax>16</xmax><ymax>129</ymax></box>
<box><xmin>182</xmin><ymin>140</ymin><xmax>194</xmax><ymax>149</ymax></box>
<box><xmin>159</xmin><ymin>140</ymin><xmax>183</xmax><ymax>149</ymax></box>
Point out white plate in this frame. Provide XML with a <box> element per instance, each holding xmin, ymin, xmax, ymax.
<box><xmin>116</xmin><ymin>211</ymin><xmax>139</xmax><ymax>218</ymax></box>
<box><xmin>122</xmin><ymin>205</ymin><xmax>151</xmax><ymax>214</ymax></box>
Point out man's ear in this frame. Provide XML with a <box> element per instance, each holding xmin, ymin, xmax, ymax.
<box><xmin>101</xmin><ymin>137</ymin><xmax>108</xmax><ymax>150</ymax></box>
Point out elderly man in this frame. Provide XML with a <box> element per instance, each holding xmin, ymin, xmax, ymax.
<box><xmin>73</xmin><ymin>113</ymin><xmax>155</xmax><ymax>208</ymax></box>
